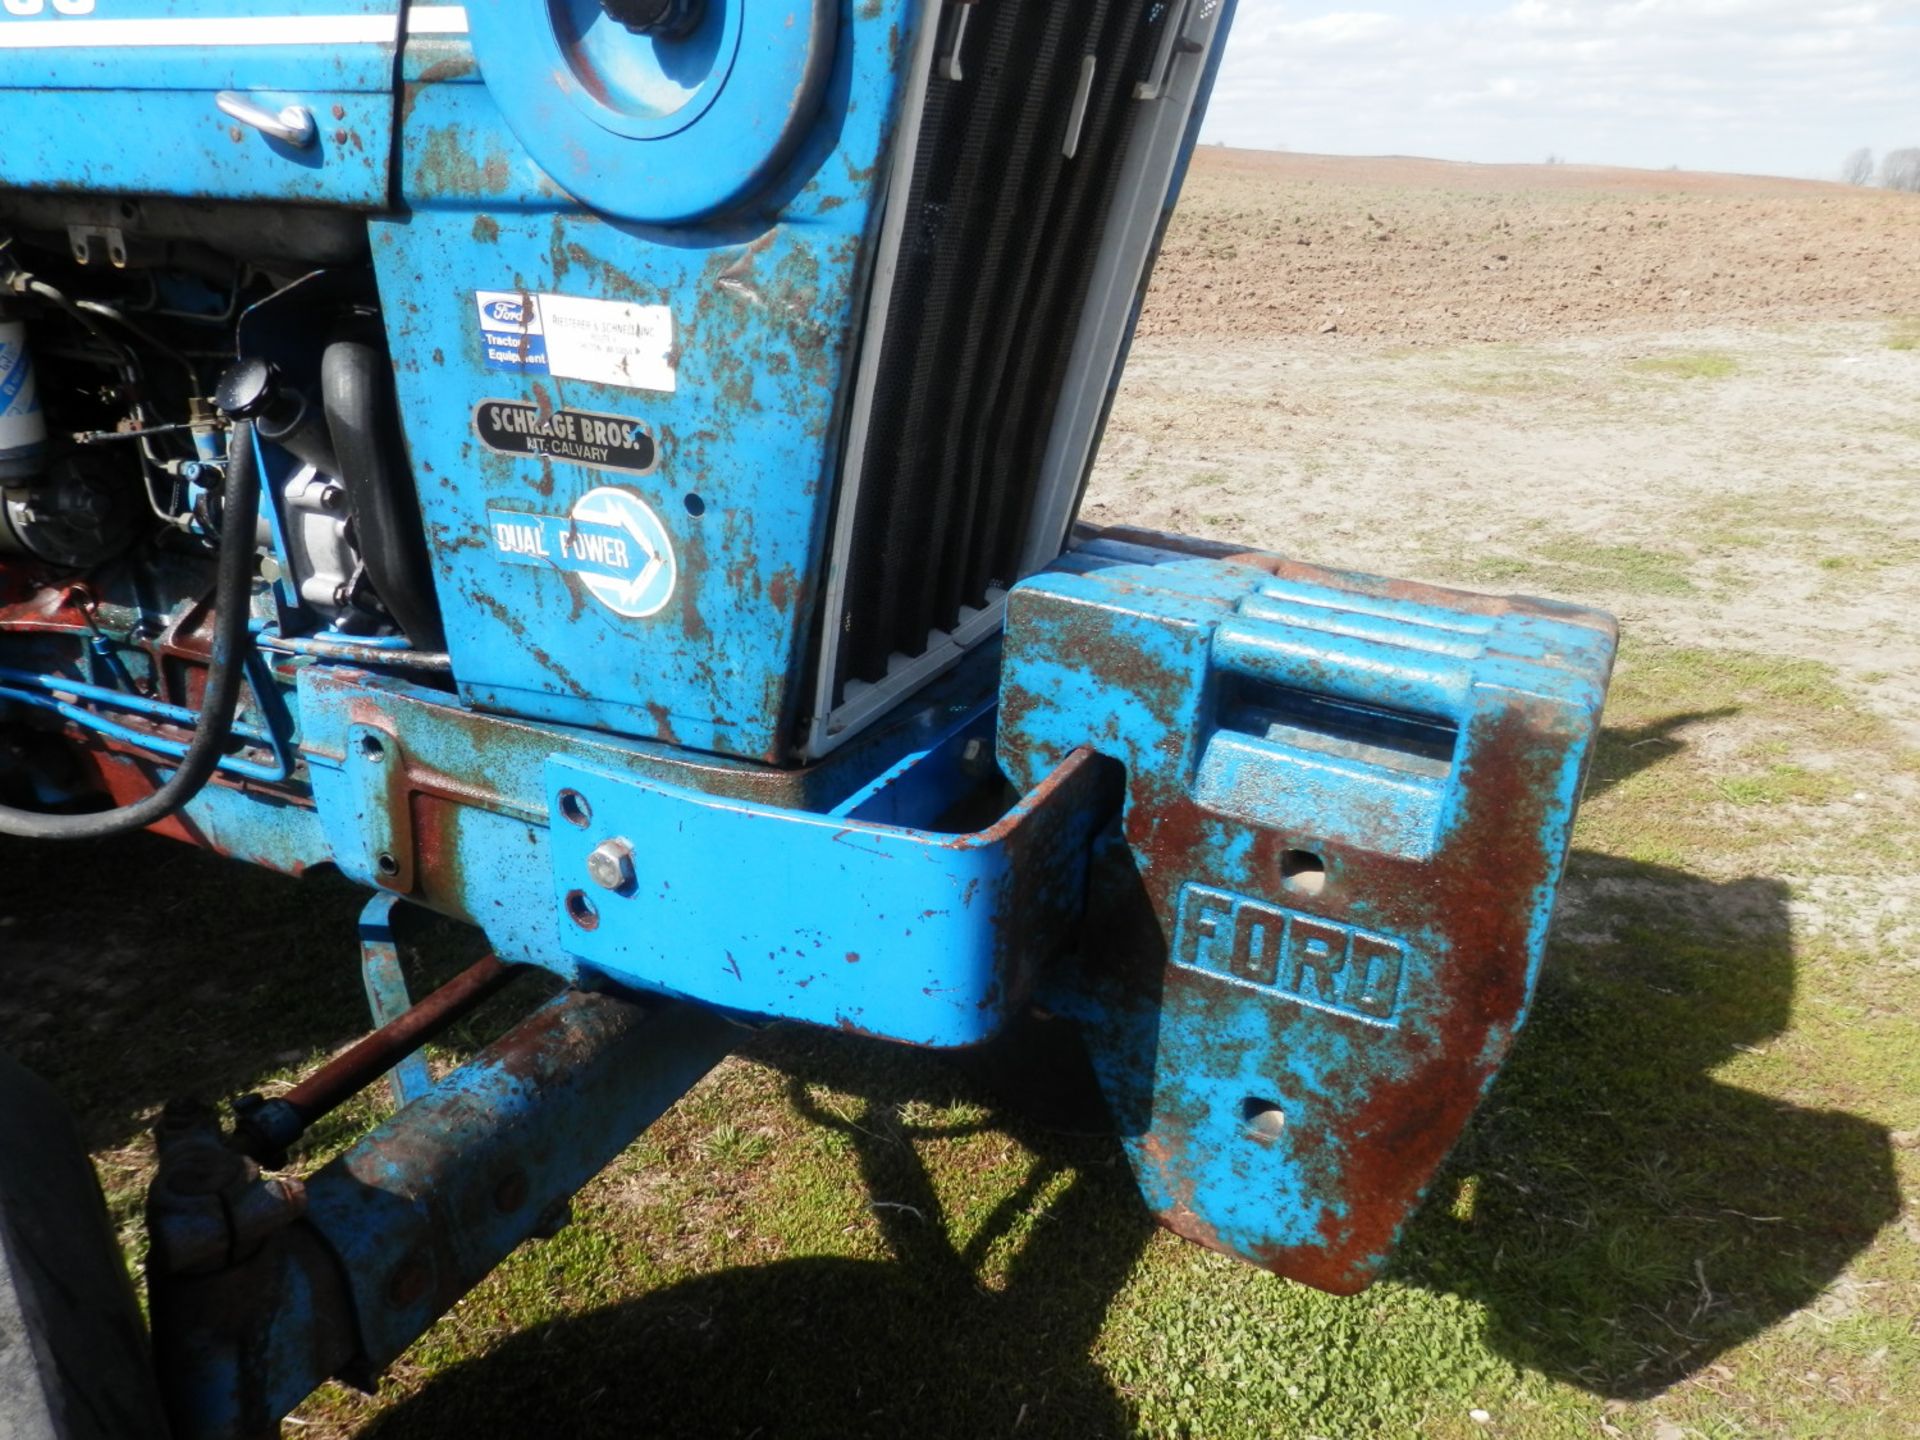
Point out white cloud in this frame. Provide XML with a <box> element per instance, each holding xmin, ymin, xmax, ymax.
<box><xmin>1268</xmin><ymin>10</ymin><xmax>1400</xmax><ymax>42</ymax></box>
<box><xmin>1200</xmin><ymin>0</ymin><xmax>1920</xmax><ymax>176</ymax></box>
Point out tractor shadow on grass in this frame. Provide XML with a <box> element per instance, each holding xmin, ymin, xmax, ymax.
<box><xmin>1389</xmin><ymin>852</ymin><xmax>1901</xmax><ymax>1400</ymax></box>
<box><xmin>1379</xmin><ymin>707</ymin><xmax>1903</xmax><ymax>1400</ymax></box>
<box><xmin>0</xmin><ymin>832</ymin><xmax>384</xmax><ymax>1154</ymax></box>
<box><xmin>364</xmin><ymin>1025</ymin><xmax>1156</xmax><ymax>1440</ymax></box>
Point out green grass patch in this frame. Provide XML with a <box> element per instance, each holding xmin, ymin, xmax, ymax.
<box><xmin>1462</xmin><ymin>536</ymin><xmax>1697</xmax><ymax>599</ymax></box>
<box><xmin>1440</xmin><ymin>361</ymin><xmax>1583</xmax><ymax>398</ymax></box>
<box><xmin>1571</xmin><ymin>641</ymin><xmax>1900</xmax><ymax>878</ymax></box>
<box><xmin>1540</xmin><ymin>538</ymin><xmax>1696</xmax><ymax>595</ymax></box>
<box><xmin>1631</xmin><ymin>352</ymin><xmax>1739</xmax><ymax>380</ymax></box>
<box><xmin>1684</xmin><ymin>490</ymin><xmax>1834</xmax><ymax>551</ymax></box>
<box><xmin>1711</xmin><ymin>762</ymin><xmax>1846</xmax><ymax>806</ymax></box>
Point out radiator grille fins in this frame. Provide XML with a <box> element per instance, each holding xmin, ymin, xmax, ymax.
<box><xmin>833</xmin><ymin>0</ymin><xmax>1160</xmax><ymax>697</ymax></box>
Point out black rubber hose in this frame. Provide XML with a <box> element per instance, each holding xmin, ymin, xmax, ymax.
<box><xmin>320</xmin><ymin>341</ymin><xmax>445</xmax><ymax>650</ymax></box>
<box><xmin>0</xmin><ymin>421</ymin><xmax>262</xmax><ymax>840</ymax></box>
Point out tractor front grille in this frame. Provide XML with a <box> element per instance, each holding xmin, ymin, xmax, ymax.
<box><xmin>831</xmin><ymin>0</ymin><xmax>1162</xmax><ymax>699</ymax></box>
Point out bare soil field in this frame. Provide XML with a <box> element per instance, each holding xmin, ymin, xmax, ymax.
<box><xmin>1096</xmin><ymin>149</ymin><xmax>1920</xmax><ymax>738</ymax></box>
<box><xmin>1142</xmin><ymin>149</ymin><xmax>1920</xmax><ymax>342</ymax></box>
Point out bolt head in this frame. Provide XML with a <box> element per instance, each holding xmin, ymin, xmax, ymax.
<box><xmin>958</xmin><ymin>735</ymin><xmax>1000</xmax><ymax>780</ymax></box>
<box><xmin>586</xmin><ymin>838</ymin><xmax>635</xmax><ymax>892</ymax></box>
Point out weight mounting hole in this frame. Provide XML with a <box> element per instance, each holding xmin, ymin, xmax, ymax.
<box><xmin>1241</xmin><ymin>1098</ymin><xmax>1286</xmax><ymax>1142</ymax></box>
<box><xmin>375</xmin><ymin>852</ymin><xmax>399</xmax><ymax>877</ymax></box>
<box><xmin>1280</xmin><ymin>849</ymin><xmax>1326</xmax><ymax>896</ymax></box>
<box><xmin>358</xmin><ymin>733</ymin><xmax>387</xmax><ymax>762</ymax></box>
<box><xmin>565</xmin><ymin>889</ymin><xmax>601</xmax><ymax>931</ymax></box>
<box><xmin>557</xmin><ymin>789</ymin><xmax>593</xmax><ymax>828</ymax></box>
<box><xmin>683</xmin><ymin>493</ymin><xmax>706</xmax><ymax>517</ymax></box>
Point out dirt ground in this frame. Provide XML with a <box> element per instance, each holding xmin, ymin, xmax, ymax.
<box><xmin>1140</xmin><ymin>149</ymin><xmax>1920</xmax><ymax>343</ymax></box>
<box><xmin>1092</xmin><ymin>149</ymin><xmax>1920</xmax><ymax>741</ymax></box>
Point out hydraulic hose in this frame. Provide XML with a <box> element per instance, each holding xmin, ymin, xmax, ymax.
<box><xmin>0</xmin><ymin>422</ymin><xmax>262</xmax><ymax>839</ymax></box>
<box><xmin>321</xmin><ymin>341</ymin><xmax>445</xmax><ymax>650</ymax></box>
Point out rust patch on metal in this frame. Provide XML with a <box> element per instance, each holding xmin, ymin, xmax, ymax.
<box><xmin>1127</xmin><ymin>701</ymin><xmax>1563</xmax><ymax>1293</ymax></box>
<box><xmin>644</xmin><ymin>701</ymin><xmax>678</xmax><ymax>745</ymax></box>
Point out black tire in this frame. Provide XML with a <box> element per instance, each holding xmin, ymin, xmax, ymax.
<box><xmin>0</xmin><ymin>1053</ymin><xmax>170</xmax><ymax>1439</ymax></box>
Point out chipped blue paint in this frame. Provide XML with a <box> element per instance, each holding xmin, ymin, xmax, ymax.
<box><xmin>295</xmin><ymin>661</ymin><xmax>1108</xmax><ymax>1048</ymax></box>
<box><xmin>542</xmin><ymin>736</ymin><xmax>1109</xmax><ymax>1047</ymax></box>
<box><xmin>356</xmin><ymin>892</ymin><xmax>434</xmax><ymax>1108</ymax></box>
<box><xmin>998</xmin><ymin>530</ymin><xmax>1618</xmax><ymax>1293</ymax></box>
<box><xmin>1</xmin><ymin>7</ymin><xmax>1628</xmax><ymax>1432</ymax></box>
<box><xmin>371</xmin><ymin>0</ymin><xmax>919</xmax><ymax>761</ymax></box>
<box><xmin>469</xmin><ymin>0</ymin><xmax>839</xmax><ymax>224</ymax></box>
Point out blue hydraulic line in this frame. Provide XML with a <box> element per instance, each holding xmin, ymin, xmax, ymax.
<box><xmin>0</xmin><ymin>659</ymin><xmax>293</xmax><ymax>784</ymax></box>
<box><xmin>0</xmin><ymin>683</ymin><xmax>289</xmax><ymax>783</ymax></box>
<box><xmin>0</xmin><ymin>665</ymin><xmax>276</xmax><ymax>746</ymax></box>
<box><xmin>253</xmin><ymin>620</ymin><xmax>415</xmax><ymax>653</ymax></box>
<box><xmin>321</xmin><ymin>626</ymin><xmax>415</xmax><ymax>649</ymax></box>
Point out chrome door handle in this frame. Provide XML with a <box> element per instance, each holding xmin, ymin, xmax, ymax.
<box><xmin>1134</xmin><ymin>0</ymin><xmax>1200</xmax><ymax>101</ymax></box>
<box><xmin>215</xmin><ymin>92</ymin><xmax>318</xmax><ymax>148</ymax></box>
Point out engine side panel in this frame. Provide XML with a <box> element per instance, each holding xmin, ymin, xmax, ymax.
<box><xmin>372</xmin><ymin>7</ymin><xmax>913</xmax><ymax>760</ymax></box>
<box><xmin>0</xmin><ymin>0</ymin><xmax>403</xmax><ymax>205</ymax></box>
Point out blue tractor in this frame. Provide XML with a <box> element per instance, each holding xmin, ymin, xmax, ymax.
<box><xmin>0</xmin><ymin>2</ymin><xmax>1616</xmax><ymax>1434</ymax></box>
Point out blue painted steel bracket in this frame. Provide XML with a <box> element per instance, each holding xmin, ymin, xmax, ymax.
<box><xmin>544</xmin><ymin>742</ymin><xmax>1115</xmax><ymax>1047</ymax></box>
<box><xmin>149</xmin><ymin>990</ymin><xmax>735</xmax><ymax>1437</ymax></box>
<box><xmin>997</xmin><ymin>527</ymin><xmax>1617</xmax><ymax>1294</ymax></box>
<box><xmin>357</xmin><ymin>892</ymin><xmax>433</xmax><ymax>1109</ymax></box>
<box><xmin>297</xmin><ymin>645</ymin><xmax>1104</xmax><ymax>1048</ymax></box>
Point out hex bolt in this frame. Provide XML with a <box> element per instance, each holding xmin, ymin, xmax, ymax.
<box><xmin>959</xmin><ymin>736</ymin><xmax>1000</xmax><ymax>780</ymax></box>
<box><xmin>586</xmin><ymin>837</ymin><xmax>635</xmax><ymax>893</ymax></box>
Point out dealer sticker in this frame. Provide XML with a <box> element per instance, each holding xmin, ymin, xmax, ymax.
<box><xmin>474</xmin><ymin>290</ymin><xmax>676</xmax><ymax>393</ymax></box>
<box><xmin>487</xmin><ymin>487</ymin><xmax>677</xmax><ymax>619</ymax></box>
<box><xmin>474</xmin><ymin>400</ymin><xmax>658</xmax><ymax>476</ymax></box>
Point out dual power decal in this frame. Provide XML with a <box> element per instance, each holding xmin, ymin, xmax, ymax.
<box><xmin>474</xmin><ymin>290</ymin><xmax>676</xmax><ymax>393</ymax></box>
<box><xmin>474</xmin><ymin>400</ymin><xmax>658</xmax><ymax>476</ymax></box>
<box><xmin>487</xmin><ymin>487</ymin><xmax>677</xmax><ymax>620</ymax></box>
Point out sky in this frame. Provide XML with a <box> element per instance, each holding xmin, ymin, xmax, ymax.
<box><xmin>1199</xmin><ymin>0</ymin><xmax>1920</xmax><ymax>180</ymax></box>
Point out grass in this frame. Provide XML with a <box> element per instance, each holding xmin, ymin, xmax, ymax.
<box><xmin>1464</xmin><ymin>535</ymin><xmax>1698</xmax><ymax>599</ymax></box>
<box><xmin>1438</xmin><ymin>357</ymin><xmax>1585</xmax><ymax>398</ymax></box>
<box><xmin>1630</xmin><ymin>352</ymin><xmax>1740</xmax><ymax>381</ymax></box>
